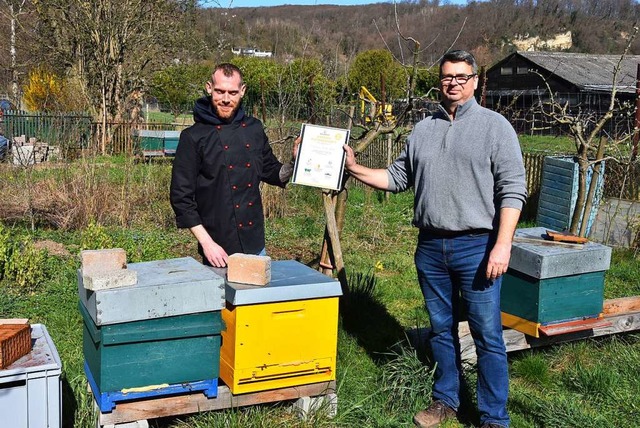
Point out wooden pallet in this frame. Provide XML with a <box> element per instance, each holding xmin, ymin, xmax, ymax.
<box><xmin>97</xmin><ymin>380</ymin><xmax>337</xmax><ymax>427</ymax></box>
<box><xmin>459</xmin><ymin>297</ymin><xmax>640</xmax><ymax>362</ymax></box>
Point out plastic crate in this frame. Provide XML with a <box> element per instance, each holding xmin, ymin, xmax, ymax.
<box><xmin>0</xmin><ymin>324</ymin><xmax>62</xmax><ymax>428</ymax></box>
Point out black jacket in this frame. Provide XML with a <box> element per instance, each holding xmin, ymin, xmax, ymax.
<box><xmin>170</xmin><ymin>96</ymin><xmax>286</xmax><ymax>256</ymax></box>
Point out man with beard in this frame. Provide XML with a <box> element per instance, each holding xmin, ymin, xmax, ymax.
<box><xmin>170</xmin><ymin>63</ymin><xmax>297</xmax><ymax>267</ymax></box>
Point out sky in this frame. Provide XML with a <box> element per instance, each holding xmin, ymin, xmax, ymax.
<box><xmin>218</xmin><ymin>0</ymin><xmax>466</xmax><ymax>7</ymax></box>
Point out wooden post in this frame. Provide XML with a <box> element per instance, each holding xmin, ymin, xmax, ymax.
<box><xmin>260</xmin><ymin>79</ymin><xmax>267</xmax><ymax>125</ymax></box>
<box><xmin>308</xmin><ymin>75</ymin><xmax>316</xmax><ymax>125</ymax></box>
<box><xmin>480</xmin><ymin>65</ymin><xmax>487</xmax><ymax>108</ymax></box>
<box><xmin>385</xmin><ymin>134</ymin><xmax>392</xmax><ymax>201</ymax></box>
<box><xmin>380</xmin><ymin>73</ymin><xmax>387</xmax><ymax>124</ymax></box>
<box><xmin>318</xmin><ymin>107</ymin><xmax>354</xmax><ymax>277</ymax></box>
<box><xmin>322</xmin><ymin>190</ymin><xmax>347</xmax><ymax>292</ymax></box>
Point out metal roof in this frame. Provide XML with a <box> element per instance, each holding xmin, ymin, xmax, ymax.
<box><xmin>518</xmin><ymin>51</ymin><xmax>640</xmax><ymax>94</ymax></box>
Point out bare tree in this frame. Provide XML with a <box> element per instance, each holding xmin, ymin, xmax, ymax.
<box><xmin>530</xmin><ymin>25</ymin><xmax>639</xmax><ymax>237</ymax></box>
<box><xmin>317</xmin><ymin>1</ymin><xmax>468</xmax><ymax>289</ymax></box>
<box><xmin>0</xmin><ymin>0</ymin><xmax>32</xmax><ymax>108</ymax></box>
<box><xmin>34</xmin><ymin>0</ymin><xmax>195</xmax><ymax>153</ymax></box>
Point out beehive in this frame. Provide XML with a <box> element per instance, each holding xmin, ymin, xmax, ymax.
<box><xmin>501</xmin><ymin>227</ymin><xmax>612</xmax><ymax>336</ymax></box>
<box><xmin>220</xmin><ymin>260</ymin><xmax>342</xmax><ymax>394</ymax></box>
<box><xmin>81</xmin><ymin>303</ymin><xmax>222</xmax><ymax>394</ymax></box>
<box><xmin>78</xmin><ymin>257</ymin><xmax>226</xmax><ymax>411</ymax></box>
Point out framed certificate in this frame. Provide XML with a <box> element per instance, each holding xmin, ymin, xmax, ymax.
<box><xmin>291</xmin><ymin>124</ymin><xmax>350</xmax><ymax>191</ymax></box>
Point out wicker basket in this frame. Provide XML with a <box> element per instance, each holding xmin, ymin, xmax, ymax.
<box><xmin>0</xmin><ymin>320</ymin><xmax>31</xmax><ymax>369</ymax></box>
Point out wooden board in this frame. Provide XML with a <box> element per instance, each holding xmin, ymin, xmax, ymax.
<box><xmin>458</xmin><ymin>299</ymin><xmax>640</xmax><ymax>362</ymax></box>
<box><xmin>545</xmin><ymin>230</ymin><xmax>589</xmax><ymax>244</ymax></box>
<box><xmin>538</xmin><ymin>316</ymin><xmax>612</xmax><ymax>336</ymax></box>
<box><xmin>603</xmin><ymin>296</ymin><xmax>640</xmax><ymax>315</ymax></box>
<box><xmin>513</xmin><ymin>236</ymin><xmax>584</xmax><ymax>249</ymax></box>
<box><xmin>98</xmin><ymin>380</ymin><xmax>337</xmax><ymax>426</ymax></box>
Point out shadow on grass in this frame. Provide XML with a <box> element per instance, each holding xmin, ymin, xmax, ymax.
<box><xmin>338</xmin><ymin>271</ymin><xmax>406</xmax><ymax>362</ymax></box>
<box><xmin>61</xmin><ymin>376</ymin><xmax>78</xmax><ymax>427</ymax></box>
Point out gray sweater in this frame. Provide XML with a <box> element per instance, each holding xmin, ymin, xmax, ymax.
<box><xmin>387</xmin><ymin>97</ymin><xmax>527</xmax><ymax>232</ymax></box>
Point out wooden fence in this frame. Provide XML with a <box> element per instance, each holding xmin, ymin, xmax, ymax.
<box><xmin>92</xmin><ymin>121</ymin><xmax>179</xmax><ymax>154</ymax></box>
<box><xmin>2</xmin><ymin>110</ymin><xmax>637</xmax><ymax>210</ymax></box>
<box><xmin>1</xmin><ymin>111</ymin><xmax>188</xmax><ymax>155</ymax></box>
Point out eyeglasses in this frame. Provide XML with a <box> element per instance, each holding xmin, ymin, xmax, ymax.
<box><xmin>440</xmin><ymin>74</ymin><xmax>477</xmax><ymax>85</ymax></box>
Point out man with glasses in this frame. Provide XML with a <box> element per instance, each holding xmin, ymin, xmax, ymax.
<box><xmin>343</xmin><ymin>50</ymin><xmax>526</xmax><ymax>428</ymax></box>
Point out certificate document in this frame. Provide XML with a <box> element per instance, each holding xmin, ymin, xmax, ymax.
<box><xmin>291</xmin><ymin>124</ymin><xmax>350</xmax><ymax>191</ymax></box>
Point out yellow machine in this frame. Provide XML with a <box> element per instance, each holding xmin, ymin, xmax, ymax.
<box><xmin>359</xmin><ymin>86</ymin><xmax>395</xmax><ymax>125</ymax></box>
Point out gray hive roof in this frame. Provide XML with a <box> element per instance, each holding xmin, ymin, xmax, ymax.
<box><xmin>518</xmin><ymin>51</ymin><xmax>640</xmax><ymax>94</ymax></box>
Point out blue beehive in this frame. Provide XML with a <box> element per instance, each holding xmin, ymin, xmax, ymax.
<box><xmin>536</xmin><ymin>156</ymin><xmax>605</xmax><ymax>236</ymax></box>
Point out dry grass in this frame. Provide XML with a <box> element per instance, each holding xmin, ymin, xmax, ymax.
<box><xmin>0</xmin><ymin>158</ymin><xmax>174</xmax><ymax>230</ymax></box>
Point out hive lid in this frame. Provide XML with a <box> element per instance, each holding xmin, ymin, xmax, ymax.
<box><xmin>79</xmin><ymin>257</ymin><xmax>226</xmax><ymax>326</ymax></box>
<box><xmin>509</xmin><ymin>227</ymin><xmax>612</xmax><ymax>279</ymax></box>
<box><xmin>224</xmin><ymin>260</ymin><xmax>342</xmax><ymax>305</ymax></box>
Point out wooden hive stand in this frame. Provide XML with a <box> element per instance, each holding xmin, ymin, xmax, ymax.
<box><xmin>95</xmin><ymin>380</ymin><xmax>337</xmax><ymax>428</ymax></box>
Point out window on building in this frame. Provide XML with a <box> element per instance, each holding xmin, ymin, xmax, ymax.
<box><xmin>500</xmin><ymin>67</ymin><xmax>514</xmax><ymax>75</ymax></box>
<box><xmin>516</xmin><ymin>66</ymin><xmax>529</xmax><ymax>74</ymax></box>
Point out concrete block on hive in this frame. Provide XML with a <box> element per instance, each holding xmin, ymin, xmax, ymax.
<box><xmin>80</xmin><ymin>248</ymin><xmax>136</xmax><ymax>290</ymax></box>
<box><xmin>227</xmin><ymin>253</ymin><xmax>271</xmax><ymax>286</ymax></box>
<box><xmin>83</xmin><ymin>269</ymin><xmax>138</xmax><ymax>291</ymax></box>
<box><xmin>80</xmin><ymin>248</ymin><xmax>127</xmax><ymax>275</ymax></box>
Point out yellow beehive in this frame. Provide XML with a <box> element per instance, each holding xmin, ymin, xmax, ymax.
<box><xmin>220</xmin><ymin>261</ymin><xmax>341</xmax><ymax>394</ymax></box>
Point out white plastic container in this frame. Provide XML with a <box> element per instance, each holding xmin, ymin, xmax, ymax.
<box><xmin>0</xmin><ymin>324</ymin><xmax>62</xmax><ymax>428</ymax></box>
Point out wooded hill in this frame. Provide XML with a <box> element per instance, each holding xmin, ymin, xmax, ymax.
<box><xmin>198</xmin><ymin>0</ymin><xmax>640</xmax><ymax>70</ymax></box>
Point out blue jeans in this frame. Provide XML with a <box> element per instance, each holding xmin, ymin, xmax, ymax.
<box><xmin>415</xmin><ymin>230</ymin><xmax>509</xmax><ymax>427</ymax></box>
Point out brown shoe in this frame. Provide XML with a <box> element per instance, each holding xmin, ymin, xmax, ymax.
<box><xmin>413</xmin><ymin>401</ymin><xmax>457</xmax><ymax>427</ymax></box>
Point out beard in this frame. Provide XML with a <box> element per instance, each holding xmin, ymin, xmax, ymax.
<box><xmin>213</xmin><ymin>102</ymin><xmax>241</xmax><ymax>123</ymax></box>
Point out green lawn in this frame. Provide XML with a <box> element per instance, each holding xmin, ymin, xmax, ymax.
<box><xmin>519</xmin><ymin>134</ymin><xmax>575</xmax><ymax>154</ymax></box>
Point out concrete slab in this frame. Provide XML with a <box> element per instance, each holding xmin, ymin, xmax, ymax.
<box><xmin>589</xmin><ymin>197</ymin><xmax>640</xmax><ymax>248</ymax></box>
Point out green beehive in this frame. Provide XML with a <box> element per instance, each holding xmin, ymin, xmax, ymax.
<box><xmin>163</xmin><ymin>131</ymin><xmax>181</xmax><ymax>155</ymax></box>
<box><xmin>501</xmin><ymin>269</ymin><xmax>605</xmax><ymax>324</ymax></box>
<box><xmin>80</xmin><ymin>302</ymin><xmax>222</xmax><ymax>393</ymax></box>
<box><xmin>501</xmin><ymin>227</ymin><xmax>611</xmax><ymax>333</ymax></box>
<box><xmin>136</xmin><ymin>130</ymin><xmax>165</xmax><ymax>156</ymax></box>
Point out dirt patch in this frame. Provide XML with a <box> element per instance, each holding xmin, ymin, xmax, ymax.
<box><xmin>33</xmin><ymin>240</ymin><xmax>72</xmax><ymax>257</ymax></box>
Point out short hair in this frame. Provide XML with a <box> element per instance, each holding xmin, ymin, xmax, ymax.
<box><xmin>211</xmin><ymin>63</ymin><xmax>244</xmax><ymax>86</ymax></box>
<box><xmin>440</xmin><ymin>50</ymin><xmax>478</xmax><ymax>75</ymax></box>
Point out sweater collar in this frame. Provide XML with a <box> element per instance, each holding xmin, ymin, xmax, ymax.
<box><xmin>438</xmin><ymin>96</ymin><xmax>478</xmax><ymax>122</ymax></box>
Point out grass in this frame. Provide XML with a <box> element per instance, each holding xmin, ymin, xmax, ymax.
<box><xmin>518</xmin><ymin>134</ymin><xmax>575</xmax><ymax>154</ymax></box>
<box><xmin>0</xmin><ymin>156</ymin><xmax>639</xmax><ymax>427</ymax></box>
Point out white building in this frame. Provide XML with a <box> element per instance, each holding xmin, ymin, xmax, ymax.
<box><xmin>231</xmin><ymin>47</ymin><xmax>273</xmax><ymax>58</ymax></box>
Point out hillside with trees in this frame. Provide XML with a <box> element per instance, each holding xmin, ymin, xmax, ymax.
<box><xmin>198</xmin><ymin>0</ymin><xmax>640</xmax><ymax>69</ymax></box>
<box><xmin>1</xmin><ymin>0</ymin><xmax>639</xmax><ymax>120</ymax></box>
